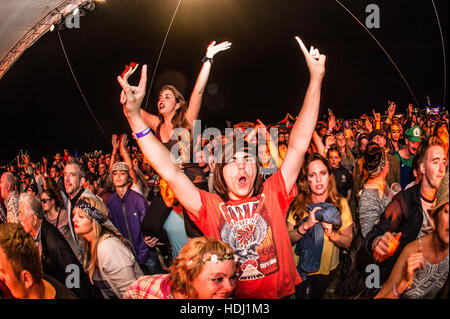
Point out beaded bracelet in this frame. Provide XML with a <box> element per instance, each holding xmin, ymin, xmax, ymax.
<box><xmin>132</xmin><ymin>127</ymin><xmax>151</xmax><ymax>140</ymax></box>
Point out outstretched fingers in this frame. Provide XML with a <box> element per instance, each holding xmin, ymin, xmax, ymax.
<box><xmin>207</xmin><ymin>41</ymin><xmax>232</xmax><ymax>57</ymax></box>
<box><xmin>138</xmin><ymin>64</ymin><xmax>148</xmax><ymax>90</ymax></box>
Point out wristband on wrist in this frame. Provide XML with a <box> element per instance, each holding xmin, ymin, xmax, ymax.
<box><xmin>393</xmin><ymin>284</ymin><xmax>402</xmax><ymax>298</ymax></box>
<box><xmin>132</xmin><ymin>127</ymin><xmax>151</xmax><ymax>140</ymax></box>
<box><xmin>202</xmin><ymin>56</ymin><xmax>214</xmax><ymax>64</ymax></box>
<box><xmin>296</xmin><ymin>224</ymin><xmax>306</xmax><ymax>236</ymax></box>
<box><xmin>372</xmin><ymin>236</ymin><xmax>382</xmax><ymax>251</ymax></box>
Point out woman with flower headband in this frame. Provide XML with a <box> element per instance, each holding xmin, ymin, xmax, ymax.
<box><xmin>117</xmin><ymin>36</ymin><xmax>326</xmax><ymax>298</ymax></box>
<box><xmin>123</xmin><ymin>236</ymin><xmax>237</xmax><ymax>299</ymax></box>
<box><xmin>72</xmin><ymin>196</ymin><xmax>143</xmax><ymax>299</ymax></box>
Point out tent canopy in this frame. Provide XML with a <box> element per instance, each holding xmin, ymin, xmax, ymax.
<box><xmin>0</xmin><ymin>0</ymin><xmax>94</xmax><ymax>79</ymax></box>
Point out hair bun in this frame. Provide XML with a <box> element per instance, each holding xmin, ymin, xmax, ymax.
<box><xmin>363</xmin><ymin>142</ymin><xmax>383</xmax><ymax>171</ymax></box>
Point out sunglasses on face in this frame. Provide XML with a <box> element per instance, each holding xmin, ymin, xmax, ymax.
<box><xmin>41</xmin><ymin>198</ymin><xmax>52</xmax><ymax>204</ymax></box>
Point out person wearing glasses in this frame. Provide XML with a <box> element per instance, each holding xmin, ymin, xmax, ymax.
<box><xmin>41</xmin><ymin>188</ymin><xmax>78</xmax><ymax>258</ymax></box>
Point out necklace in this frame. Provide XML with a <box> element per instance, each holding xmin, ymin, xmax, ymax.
<box><xmin>420</xmin><ymin>192</ymin><xmax>435</xmax><ymax>204</ymax></box>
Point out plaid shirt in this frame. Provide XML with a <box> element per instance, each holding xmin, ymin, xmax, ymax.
<box><xmin>0</xmin><ymin>205</ymin><xmax>6</xmax><ymax>224</ymax></box>
<box><xmin>122</xmin><ymin>274</ymin><xmax>173</xmax><ymax>299</ymax></box>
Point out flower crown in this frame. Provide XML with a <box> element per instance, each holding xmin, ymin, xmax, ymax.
<box><xmin>186</xmin><ymin>254</ymin><xmax>238</xmax><ymax>266</ymax></box>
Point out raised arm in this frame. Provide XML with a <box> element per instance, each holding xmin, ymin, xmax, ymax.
<box><xmin>280</xmin><ymin>36</ymin><xmax>326</xmax><ymax>193</ymax></box>
<box><xmin>185</xmin><ymin>41</ymin><xmax>231</xmax><ymax>126</ymax></box>
<box><xmin>312</xmin><ymin>130</ymin><xmax>326</xmax><ymax>158</ymax></box>
<box><xmin>117</xmin><ymin>65</ymin><xmax>202</xmax><ymax>217</ymax></box>
<box><xmin>118</xmin><ymin>134</ymin><xmax>139</xmax><ymax>185</ymax></box>
<box><xmin>119</xmin><ymin>63</ymin><xmax>161</xmax><ymax>132</ymax></box>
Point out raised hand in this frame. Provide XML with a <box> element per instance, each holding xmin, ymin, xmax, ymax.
<box><xmin>120</xmin><ymin>63</ymin><xmax>139</xmax><ymax>105</ymax></box>
<box><xmin>388</xmin><ymin>101</ymin><xmax>396</xmax><ymax>117</ymax></box>
<box><xmin>373</xmin><ymin>110</ymin><xmax>381</xmax><ymax>122</ymax></box>
<box><xmin>328</xmin><ymin>115</ymin><xmax>336</xmax><ymax>132</ymax></box>
<box><xmin>364</xmin><ymin>116</ymin><xmax>373</xmax><ymax>132</ymax></box>
<box><xmin>295</xmin><ymin>36</ymin><xmax>326</xmax><ymax>81</ymax></box>
<box><xmin>205</xmin><ymin>41</ymin><xmax>232</xmax><ymax>59</ymax></box>
<box><xmin>117</xmin><ymin>64</ymin><xmax>148</xmax><ymax>118</ymax></box>
<box><xmin>111</xmin><ymin>134</ymin><xmax>120</xmax><ymax>150</ymax></box>
<box><xmin>119</xmin><ymin>133</ymin><xmax>129</xmax><ymax>151</ymax></box>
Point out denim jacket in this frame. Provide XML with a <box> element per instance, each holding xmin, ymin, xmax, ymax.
<box><xmin>295</xmin><ymin>202</ymin><xmax>342</xmax><ymax>280</ymax></box>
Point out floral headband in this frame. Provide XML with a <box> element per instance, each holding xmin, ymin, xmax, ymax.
<box><xmin>75</xmin><ymin>199</ymin><xmax>106</xmax><ymax>224</ymax></box>
<box><xmin>186</xmin><ymin>254</ymin><xmax>238</xmax><ymax>266</ymax></box>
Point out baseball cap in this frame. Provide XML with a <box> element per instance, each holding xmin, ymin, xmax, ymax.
<box><xmin>369</xmin><ymin>129</ymin><xmax>385</xmax><ymax>141</ymax></box>
<box><xmin>112</xmin><ymin>162</ymin><xmax>129</xmax><ymax>172</ymax></box>
<box><xmin>405</xmin><ymin>126</ymin><xmax>422</xmax><ymax>142</ymax></box>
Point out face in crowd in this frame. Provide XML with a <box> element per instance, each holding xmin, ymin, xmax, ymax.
<box><xmin>359</xmin><ymin>137</ymin><xmax>369</xmax><ymax>153</ymax></box>
<box><xmin>191</xmin><ymin>255</ymin><xmax>237</xmax><ymax>299</ymax></box>
<box><xmin>98</xmin><ymin>163</ymin><xmax>108</xmax><ymax>177</ymax></box>
<box><xmin>390</xmin><ymin>124</ymin><xmax>401</xmax><ymax>142</ymax></box>
<box><xmin>72</xmin><ymin>208</ymin><xmax>94</xmax><ymax>237</ymax></box>
<box><xmin>158</xmin><ymin>88</ymin><xmax>181</xmax><ymax>117</ymax></box>
<box><xmin>372</xmin><ymin>134</ymin><xmax>386</xmax><ymax>148</ymax></box>
<box><xmin>336</xmin><ymin>133</ymin><xmax>346</xmax><ymax>149</ymax></box>
<box><xmin>63</xmin><ymin>164</ymin><xmax>84</xmax><ymax>198</ymax></box>
<box><xmin>112</xmin><ymin>169</ymin><xmax>130</xmax><ymax>188</ymax></box>
<box><xmin>223</xmin><ymin>152</ymin><xmax>258</xmax><ymax>201</ymax></box>
<box><xmin>327</xmin><ymin>149</ymin><xmax>341</xmax><ymax>169</ymax></box>
<box><xmin>49</xmin><ymin>166</ymin><xmax>59</xmax><ymax>179</ymax></box>
<box><xmin>405</xmin><ymin>138</ymin><xmax>420</xmax><ymax>155</ymax></box>
<box><xmin>307</xmin><ymin>159</ymin><xmax>330</xmax><ymax>197</ymax></box>
<box><xmin>420</xmin><ymin>145</ymin><xmax>446</xmax><ymax>190</ymax></box>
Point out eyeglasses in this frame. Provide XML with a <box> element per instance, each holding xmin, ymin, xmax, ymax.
<box><xmin>41</xmin><ymin>198</ymin><xmax>52</xmax><ymax>204</ymax></box>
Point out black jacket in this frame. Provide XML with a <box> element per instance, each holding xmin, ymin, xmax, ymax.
<box><xmin>40</xmin><ymin>219</ymin><xmax>102</xmax><ymax>299</ymax></box>
<box><xmin>363</xmin><ymin>182</ymin><xmax>424</xmax><ymax>283</ymax></box>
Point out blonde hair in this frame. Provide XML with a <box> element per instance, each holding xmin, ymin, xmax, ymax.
<box><xmin>74</xmin><ymin>196</ymin><xmax>127</xmax><ymax>283</ymax></box>
<box><xmin>169</xmin><ymin>237</ymin><xmax>235</xmax><ymax>298</ymax></box>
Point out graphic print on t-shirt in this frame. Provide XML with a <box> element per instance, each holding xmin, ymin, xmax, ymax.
<box><xmin>218</xmin><ymin>194</ymin><xmax>279</xmax><ymax>281</ymax></box>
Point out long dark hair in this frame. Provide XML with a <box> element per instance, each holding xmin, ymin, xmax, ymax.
<box><xmin>289</xmin><ymin>153</ymin><xmax>343</xmax><ymax>226</ymax></box>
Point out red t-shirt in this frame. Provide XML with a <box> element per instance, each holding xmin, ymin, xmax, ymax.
<box><xmin>187</xmin><ymin>169</ymin><xmax>301</xmax><ymax>298</ymax></box>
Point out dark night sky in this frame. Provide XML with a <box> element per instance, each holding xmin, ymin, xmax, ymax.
<box><xmin>0</xmin><ymin>0</ymin><xmax>448</xmax><ymax>164</ymax></box>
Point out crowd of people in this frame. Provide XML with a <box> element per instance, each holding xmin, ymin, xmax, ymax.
<box><xmin>0</xmin><ymin>37</ymin><xmax>448</xmax><ymax>300</ymax></box>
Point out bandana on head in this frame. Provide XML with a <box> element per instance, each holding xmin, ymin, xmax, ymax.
<box><xmin>75</xmin><ymin>199</ymin><xmax>105</xmax><ymax>224</ymax></box>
